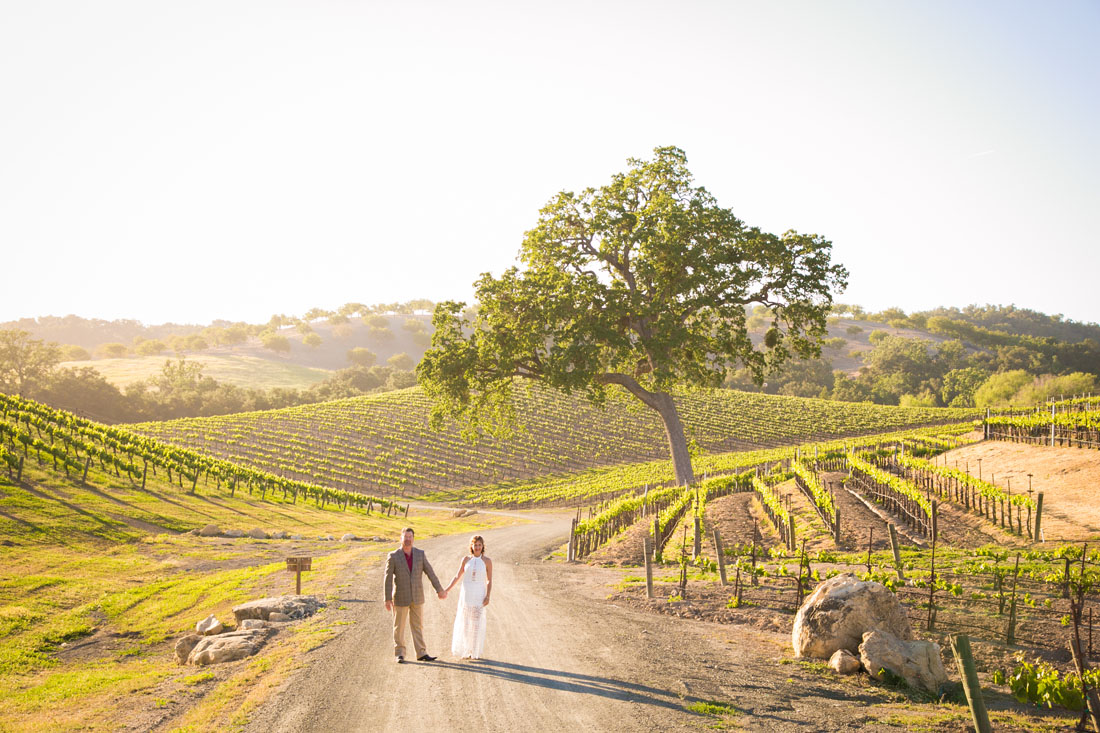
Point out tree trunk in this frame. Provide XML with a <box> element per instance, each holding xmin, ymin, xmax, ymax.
<box><xmin>597</xmin><ymin>373</ymin><xmax>695</xmax><ymax>486</ymax></box>
<box><xmin>651</xmin><ymin>392</ymin><xmax>695</xmax><ymax>486</ymax></box>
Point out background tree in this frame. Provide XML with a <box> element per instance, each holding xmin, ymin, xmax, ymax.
<box><xmin>0</xmin><ymin>329</ymin><xmax>61</xmax><ymax>396</ymax></box>
<box><xmin>260</xmin><ymin>332</ymin><xmax>291</xmax><ymax>354</ymax></box>
<box><xmin>97</xmin><ymin>342</ymin><xmax>129</xmax><ymax>359</ymax></box>
<box><xmin>135</xmin><ymin>339</ymin><xmax>168</xmax><ymax>356</ymax></box>
<box><xmin>347</xmin><ymin>347</ymin><xmax>377</xmax><ymax>368</ymax></box>
<box><xmin>387</xmin><ymin>352</ymin><xmax>414</xmax><ymax>371</ymax></box>
<box><xmin>302</xmin><ymin>332</ymin><xmax>323</xmax><ymax>349</ymax></box>
<box><xmin>418</xmin><ymin>147</ymin><xmax>847</xmax><ymax>485</ymax></box>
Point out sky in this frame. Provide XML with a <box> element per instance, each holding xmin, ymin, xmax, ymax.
<box><xmin>1</xmin><ymin>0</ymin><xmax>1098</xmax><ymax>327</ymax></box>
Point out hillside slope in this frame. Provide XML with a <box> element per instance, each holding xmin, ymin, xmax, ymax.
<box><xmin>131</xmin><ymin>384</ymin><xmax>977</xmax><ymax>496</ymax></box>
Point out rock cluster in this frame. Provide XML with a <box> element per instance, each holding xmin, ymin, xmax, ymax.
<box><xmin>793</xmin><ymin>574</ymin><xmax>948</xmax><ymax>694</ymax></box>
<box><xmin>174</xmin><ymin>595</ymin><xmax>324</xmax><ymax>666</ymax></box>
<box><xmin>451</xmin><ymin>508</ymin><xmax>479</xmax><ymax>517</ymax></box>
<box><xmin>232</xmin><ymin>595</ymin><xmax>326</xmax><ymax>623</ymax></box>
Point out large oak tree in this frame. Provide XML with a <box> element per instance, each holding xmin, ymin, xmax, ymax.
<box><xmin>417</xmin><ymin>147</ymin><xmax>847</xmax><ymax>485</ymax></box>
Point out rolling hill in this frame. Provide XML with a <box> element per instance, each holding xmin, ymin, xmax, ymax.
<box><xmin>130</xmin><ymin>384</ymin><xmax>979</xmax><ymax>497</ymax></box>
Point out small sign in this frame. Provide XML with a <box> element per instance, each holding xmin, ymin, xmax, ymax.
<box><xmin>286</xmin><ymin>556</ymin><xmax>312</xmax><ymax>572</ymax></box>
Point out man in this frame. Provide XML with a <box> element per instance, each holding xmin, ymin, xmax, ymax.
<box><xmin>384</xmin><ymin>527</ymin><xmax>446</xmax><ymax>663</ymax></box>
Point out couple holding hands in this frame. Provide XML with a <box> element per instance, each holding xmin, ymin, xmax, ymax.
<box><xmin>383</xmin><ymin>527</ymin><xmax>492</xmax><ymax>663</ymax></box>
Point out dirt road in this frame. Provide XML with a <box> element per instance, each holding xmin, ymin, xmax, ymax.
<box><xmin>244</xmin><ymin>513</ymin><xmax>905</xmax><ymax>732</ymax></box>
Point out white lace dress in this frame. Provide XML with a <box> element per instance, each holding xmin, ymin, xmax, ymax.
<box><xmin>451</xmin><ymin>555</ymin><xmax>488</xmax><ymax>659</ymax></box>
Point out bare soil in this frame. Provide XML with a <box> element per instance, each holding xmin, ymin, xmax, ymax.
<box><xmin>942</xmin><ymin>440</ymin><xmax>1100</xmax><ymax>542</ymax></box>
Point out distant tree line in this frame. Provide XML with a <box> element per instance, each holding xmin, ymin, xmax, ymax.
<box><xmin>0</xmin><ymin>329</ymin><xmax>418</xmax><ymax>423</ymax></box>
<box><xmin>5</xmin><ymin>299</ymin><xmax>436</xmax><ymax>359</ymax></box>
<box><xmin>727</xmin><ymin>304</ymin><xmax>1100</xmax><ymax>408</ymax></box>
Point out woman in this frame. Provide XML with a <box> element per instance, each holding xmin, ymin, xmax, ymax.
<box><xmin>445</xmin><ymin>534</ymin><xmax>493</xmax><ymax>660</ymax></box>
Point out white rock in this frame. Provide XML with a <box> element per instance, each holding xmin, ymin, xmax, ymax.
<box><xmin>196</xmin><ymin>614</ymin><xmax>224</xmax><ymax>636</ymax></box>
<box><xmin>232</xmin><ymin>595</ymin><xmax>326</xmax><ymax>623</ymax></box>
<box><xmin>792</xmin><ymin>573</ymin><xmax>911</xmax><ymax>660</ymax></box>
<box><xmin>859</xmin><ymin>630</ymin><xmax>948</xmax><ymax>694</ymax></box>
<box><xmin>463</xmin><ymin>509</ymin><xmax>478</xmax><ymax>517</ymax></box>
<box><xmin>187</xmin><ymin>629</ymin><xmax>268</xmax><ymax>665</ymax></box>
<box><xmin>290</xmin><ymin>534</ymin><xmax>303</xmax><ymax>540</ymax></box>
<box><xmin>340</xmin><ymin>533</ymin><xmax>357</xmax><ymax>541</ymax></box>
<box><xmin>268</xmin><ymin>612</ymin><xmax>292</xmax><ymax>622</ymax></box>
<box><xmin>175</xmin><ymin>634</ymin><xmax>202</xmax><ymax>664</ymax></box>
<box><xmin>828</xmin><ymin>648</ymin><xmax>861</xmax><ymax>675</ymax></box>
<box><xmin>271</xmin><ymin>531</ymin><xmax>288</xmax><ymax>540</ymax></box>
<box><xmin>452</xmin><ymin>508</ymin><xmax>467</xmax><ymax>517</ymax></box>
<box><xmin>224</xmin><ymin>528</ymin><xmax>245</xmax><ymax>538</ymax></box>
<box><xmin>248</xmin><ymin>528</ymin><xmax>268</xmax><ymax>539</ymax></box>
<box><xmin>198</xmin><ymin>524</ymin><xmax>221</xmax><ymax>537</ymax></box>
<box><xmin>239</xmin><ymin>618</ymin><xmax>266</xmax><ymax>630</ymax></box>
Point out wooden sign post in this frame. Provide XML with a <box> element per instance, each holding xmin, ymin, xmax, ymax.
<box><xmin>286</xmin><ymin>556</ymin><xmax>312</xmax><ymax>595</ymax></box>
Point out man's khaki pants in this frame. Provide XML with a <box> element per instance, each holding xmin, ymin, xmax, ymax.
<box><xmin>393</xmin><ymin>603</ymin><xmax>426</xmax><ymax>658</ymax></box>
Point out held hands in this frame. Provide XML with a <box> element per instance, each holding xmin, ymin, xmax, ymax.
<box><xmin>438</xmin><ymin>590</ymin><xmax>447</xmax><ymax>600</ymax></box>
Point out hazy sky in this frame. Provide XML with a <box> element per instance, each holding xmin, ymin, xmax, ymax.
<box><xmin>2</xmin><ymin>1</ymin><xmax>1098</xmax><ymax>326</ymax></box>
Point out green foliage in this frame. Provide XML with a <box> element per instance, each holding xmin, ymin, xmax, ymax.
<box><xmin>1007</xmin><ymin>657</ymin><xmax>1084</xmax><ymax>710</ymax></box>
<box><xmin>387</xmin><ymin>352</ymin><xmax>414</xmax><ymax>371</ymax></box>
<box><xmin>302</xmin><ymin>333</ymin><xmax>323</xmax><ymax>349</ymax></box>
<box><xmin>418</xmin><ymin>146</ymin><xmax>847</xmax><ymax>485</ymax></box>
<box><xmin>259</xmin><ymin>332</ymin><xmax>290</xmax><ymax>354</ymax></box>
<box><xmin>346</xmin><ymin>347</ymin><xmax>377</xmax><ymax>368</ymax></box>
<box><xmin>0</xmin><ymin>331</ymin><xmax>62</xmax><ymax>397</ymax></box>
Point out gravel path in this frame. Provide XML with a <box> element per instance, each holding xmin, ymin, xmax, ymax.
<box><xmin>243</xmin><ymin>512</ymin><xmax>912</xmax><ymax>732</ymax></box>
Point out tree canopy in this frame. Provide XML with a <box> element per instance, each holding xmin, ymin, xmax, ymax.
<box><xmin>418</xmin><ymin>147</ymin><xmax>848</xmax><ymax>485</ymax></box>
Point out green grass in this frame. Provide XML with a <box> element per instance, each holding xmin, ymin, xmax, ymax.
<box><xmin>61</xmin><ymin>354</ymin><xmax>333</xmax><ymax>391</ymax></box>
<box><xmin>0</xmin><ymin>456</ymin><xmax>516</xmax><ymax>730</ymax></box>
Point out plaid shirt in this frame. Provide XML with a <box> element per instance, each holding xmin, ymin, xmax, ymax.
<box><xmin>384</xmin><ymin>546</ymin><xmax>443</xmax><ymax>606</ymax></box>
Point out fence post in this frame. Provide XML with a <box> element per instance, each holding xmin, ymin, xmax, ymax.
<box><xmin>787</xmin><ymin>515</ymin><xmax>796</xmax><ymax>552</ymax></box>
<box><xmin>951</xmin><ymin>635</ymin><xmax>992</xmax><ymax>733</ymax></box>
<box><xmin>888</xmin><ymin>524</ymin><xmax>905</xmax><ymax>581</ymax></box>
<box><xmin>568</xmin><ymin>517</ymin><xmax>577</xmax><ymax>561</ymax></box>
<box><xmin>714</xmin><ymin>529</ymin><xmax>728</xmax><ymax>586</ymax></box>
<box><xmin>1035</xmin><ymin>492</ymin><xmax>1044</xmax><ymax>543</ymax></box>
<box><xmin>834</xmin><ymin>503</ymin><xmax>841</xmax><ymax>546</ymax></box>
<box><xmin>693</xmin><ymin>515</ymin><xmax>702</xmax><ymax>560</ymax></box>
<box><xmin>643</xmin><ymin>536</ymin><xmax>654</xmax><ymax>599</ymax></box>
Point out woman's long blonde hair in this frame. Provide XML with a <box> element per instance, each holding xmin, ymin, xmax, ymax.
<box><xmin>469</xmin><ymin>535</ymin><xmax>485</xmax><ymax>555</ymax></box>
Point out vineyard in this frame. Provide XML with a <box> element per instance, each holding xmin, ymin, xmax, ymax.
<box><xmin>129</xmin><ymin>383</ymin><xmax>977</xmax><ymax>497</ymax></box>
<box><xmin>986</xmin><ymin>397</ymin><xmax>1100</xmax><ymax>449</ymax></box>
<box><xmin>0</xmin><ymin>393</ymin><xmax>398</xmax><ymax>518</ymax></box>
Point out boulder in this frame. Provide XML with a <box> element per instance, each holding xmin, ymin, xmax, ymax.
<box><xmin>829</xmin><ymin>649</ymin><xmax>861</xmax><ymax>675</ymax></box>
<box><xmin>340</xmin><ymin>533</ymin><xmax>357</xmax><ymax>542</ymax></box>
<box><xmin>318</xmin><ymin>534</ymin><xmax>335</xmax><ymax>541</ymax></box>
<box><xmin>268</xmin><ymin>612</ymin><xmax>292</xmax><ymax>622</ymax></box>
<box><xmin>290</xmin><ymin>534</ymin><xmax>303</xmax><ymax>540</ymax></box>
<box><xmin>239</xmin><ymin>618</ymin><xmax>266</xmax><ymax>630</ymax></box>
<box><xmin>792</xmin><ymin>574</ymin><xmax>911</xmax><ymax>659</ymax></box>
<box><xmin>196</xmin><ymin>614</ymin><xmax>223</xmax><ymax>636</ymax></box>
<box><xmin>452</xmin><ymin>509</ymin><xmax>467</xmax><ymax>518</ymax></box>
<box><xmin>175</xmin><ymin>634</ymin><xmax>202</xmax><ymax>664</ymax></box>
<box><xmin>464</xmin><ymin>509</ymin><xmax>478</xmax><ymax>517</ymax></box>
<box><xmin>187</xmin><ymin>628</ymin><xmax>269</xmax><ymax>665</ymax></box>
<box><xmin>248</xmin><ymin>528</ymin><xmax>269</xmax><ymax>539</ymax></box>
<box><xmin>859</xmin><ymin>630</ymin><xmax>948</xmax><ymax>694</ymax></box>
<box><xmin>271</xmin><ymin>531</ymin><xmax>289</xmax><ymax>540</ymax></box>
<box><xmin>224</xmin><ymin>529</ymin><xmax>245</xmax><ymax>538</ymax></box>
<box><xmin>232</xmin><ymin>595</ymin><xmax>326</xmax><ymax>624</ymax></box>
<box><xmin>198</xmin><ymin>524</ymin><xmax>221</xmax><ymax>537</ymax></box>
